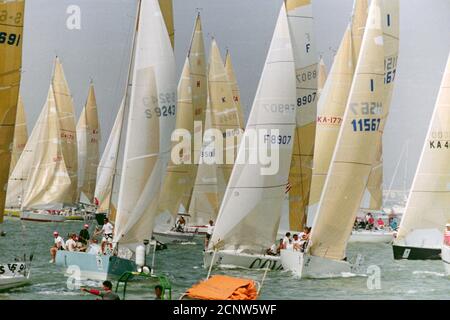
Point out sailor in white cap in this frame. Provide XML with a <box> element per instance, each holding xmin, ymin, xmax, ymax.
<box><xmin>49</xmin><ymin>231</ymin><xmax>65</xmax><ymax>263</ymax></box>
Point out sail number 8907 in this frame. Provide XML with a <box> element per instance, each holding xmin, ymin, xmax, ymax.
<box><xmin>264</xmin><ymin>135</ymin><xmax>292</xmax><ymax>145</ymax></box>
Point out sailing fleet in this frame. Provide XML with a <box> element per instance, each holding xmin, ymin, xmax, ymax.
<box><xmin>1</xmin><ymin>0</ymin><xmax>450</xmax><ymax>293</ymax></box>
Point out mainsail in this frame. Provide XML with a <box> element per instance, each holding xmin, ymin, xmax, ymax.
<box><xmin>395</xmin><ymin>53</ymin><xmax>450</xmax><ymax>248</ymax></box>
<box><xmin>209</xmin><ymin>3</ymin><xmax>296</xmax><ymax>252</ymax></box>
<box><xmin>52</xmin><ymin>57</ymin><xmax>78</xmax><ymax>203</ymax></box>
<box><xmin>9</xmin><ymin>95</ymin><xmax>28</xmax><ymax>175</ymax></box>
<box><xmin>317</xmin><ymin>57</ymin><xmax>327</xmax><ymax>98</ymax></box>
<box><xmin>307</xmin><ymin>0</ymin><xmax>368</xmax><ymax>227</ymax></box>
<box><xmin>308</xmin><ymin>0</ymin><xmax>389</xmax><ymax>260</ymax></box>
<box><xmin>76</xmin><ymin>82</ymin><xmax>100</xmax><ymax>203</ymax></box>
<box><xmin>285</xmin><ymin>0</ymin><xmax>318</xmax><ymax>232</ymax></box>
<box><xmin>362</xmin><ymin>0</ymin><xmax>400</xmax><ymax>210</ymax></box>
<box><xmin>114</xmin><ymin>0</ymin><xmax>176</xmax><ymax>249</ymax></box>
<box><xmin>224</xmin><ymin>50</ymin><xmax>245</xmax><ymax>129</ymax></box>
<box><xmin>21</xmin><ymin>86</ymin><xmax>72</xmax><ymax>210</ymax></box>
<box><xmin>0</xmin><ymin>0</ymin><xmax>24</xmax><ymax>224</ymax></box>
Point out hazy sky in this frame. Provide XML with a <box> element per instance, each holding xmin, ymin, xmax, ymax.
<box><xmin>20</xmin><ymin>0</ymin><xmax>450</xmax><ymax>191</ymax></box>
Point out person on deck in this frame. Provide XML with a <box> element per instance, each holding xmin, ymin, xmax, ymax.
<box><xmin>79</xmin><ymin>224</ymin><xmax>90</xmax><ymax>245</ymax></box>
<box><xmin>81</xmin><ymin>281</ymin><xmax>120</xmax><ymax>300</ymax></box>
<box><xmin>292</xmin><ymin>234</ymin><xmax>302</xmax><ymax>251</ymax></box>
<box><xmin>389</xmin><ymin>218</ymin><xmax>398</xmax><ymax>230</ymax></box>
<box><xmin>282</xmin><ymin>232</ymin><xmax>291</xmax><ymax>249</ymax></box>
<box><xmin>205</xmin><ymin>220</ymin><xmax>214</xmax><ymax>249</ymax></box>
<box><xmin>94</xmin><ymin>218</ymin><xmax>114</xmax><ymax>254</ymax></box>
<box><xmin>154</xmin><ymin>285</ymin><xmax>163</xmax><ymax>300</ymax></box>
<box><xmin>175</xmin><ymin>216</ymin><xmax>186</xmax><ymax>232</ymax></box>
<box><xmin>65</xmin><ymin>233</ymin><xmax>78</xmax><ymax>252</ymax></box>
<box><xmin>377</xmin><ymin>218</ymin><xmax>385</xmax><ymax>230</ymax></box>
<box><xmin>300</xmin><ymin>227</ymin><xmax>311</xmax><ymax>251</ymax></box>
<box><xmin>444</xmin><ymin>223</ymin><xmax>450</xmax><ymax>246</ymax></box>
<box><xmin>49</xmin><ymin>231</ymin><xmax>65</xmax><ymax>263</ymax></box>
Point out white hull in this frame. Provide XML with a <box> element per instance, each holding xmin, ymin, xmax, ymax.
<box><xmin>0</xmin><ymin>262</ymin><xmax>30</xmax><ymax>291</ymax></box>
<box><xmin>152</xmin><ymin>230</ymin><xmax>196</xmax><ymax>243</ymax></box>
<box><xmin>349</xmin><ymin>230</ymin><xmax>394</xmax><ymax>243</ymax></box>
<box><xmin>0</xmin><ymin>275</ymin><xmax>30</xmax><ymax>291</ymax></box>
<box><xmin>280</xmin><ymin>250</ymin><xmax>352</xmax><ymax>278</ymax></box>
<box><xmin>184</xmin><ymin>225</ymin><xmax>208</xmax><ymax>235</ymax></box>
<box><xmin>443</xmin><ymin>244</ymin><xmax>450</xmax><ymax>276</ymax></box>
<box><xmin>203</xmin><ymin>249</ymin><xmax>282</xmax><ymax>270</ymax></box>
<box><xmin>21</xmin><ymin>211</ymin><xmax>66</xmax><ymax>222</ymax></box>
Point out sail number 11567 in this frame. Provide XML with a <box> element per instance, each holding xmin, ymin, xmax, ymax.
<box><xmin>351</xmin><ymin>118</ymin><xmax>381</xmax><ymax>132</ymax></box>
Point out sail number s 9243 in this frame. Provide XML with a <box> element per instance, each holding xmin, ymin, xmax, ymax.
<box><xmin>145</xmin><ymin>105</ymin><xmax>176</xmax><ymax>118</ymax></box>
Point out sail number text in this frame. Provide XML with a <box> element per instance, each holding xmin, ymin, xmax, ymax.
<box><xmin>145</xmin><ymin>105</ymin><xmax>176</xmax><ymax>118</ymax></box>
<box><xmin>296</xmin><ymin>70</ymin><xmax>317</xmax><ymax>84</ymax></box>
<box><xmin>385</xmin><ymin>56</ymin><xmax>397</xmax><ymax>84</ymax></box>
<box><xmin>297</xmin><ymin>92</ymin><xmax>317</xmax><ymax>107</ymax></box>
<box><xmin>263</xmin><ymin>134</ymin><xmax>292</xmax><ymax>145</ymax></box>
<box><xmin>0</xmin><ymin>31</ymin><xmax>21</xmax><ymax>46</ymax></box>
<box><xmin>351</xmin><ymin>118</ymin><xmax>381</xmax><ymax>132</ymax></box>
<box><xmin>0</xmin><ymin>10</ymin><xmax>23</xmax><ymax>24</ymax></box>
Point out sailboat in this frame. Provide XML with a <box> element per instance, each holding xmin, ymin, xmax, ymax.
<box><xmin>281</xmin><ymin>0</ymin><xmax>399</xmax><ymax>278</ymax></box>
<box><xmin>0</xmin><ymin>0</ymin><xmax>31</xmax><ymax>290</ymax></box>
<box><xmin>307</xmin><ymin>0</ymin><xmax>368</xmax><ymax>228</ymax></box>
<box><xmin>20</xmin><ymin>57</ymin><xmax>79</xmax><ymax>222</ymax></box>
<box><xmin>204</xmin><ymin>2</ymin><xmax>296</xmax><ymax>270</ymax></box>
<box><xmin>286</xmin><ymin>0</ymin><xmax>319</xmax><ymax>234</ymax></box>
<box><xmin>56</xmin><ymin>0</ymin><xmax>176</xmax><ymax>280</ymax></box>
<box><xmin>393</xmin><ymin>53</ymin><xmax>450</xmax><ymax>260</ymax></box>
<box><xmin>77</xmin><ymin>81</ymin><xmax>100</xmax><ymax>205</ymax></box>
<box><xmin>153</xmin><ymin>13</ymin><xmax>207</xmax><ymax>242</ymax></box>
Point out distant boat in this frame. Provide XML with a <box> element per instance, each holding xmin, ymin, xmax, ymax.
<box><xmin>204</xmin><ymin>2</ymin><xmax>296</xmax><ymax>270</ymax></box>
<box><xmin>154</xmin><ymin>13</ymin><xmax>207</xmax><ymax>243</ymax></box>
<box><xmin>281</xmin><ymin>0</ymin><xmax>399</xmax><ymax>278</ymax></box>
<box><xmin>393</xmin><ymin>53</ymin><xmax>450</xmax><ymax>260</ymax></box>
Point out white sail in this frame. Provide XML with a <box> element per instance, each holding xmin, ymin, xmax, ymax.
<box><xmin>21</xmin><ymin>86</ymin><xmax>72</xmax><ymax>210</ymax></box>
<box><xmin>6</xmin><ymin>101</ymin><xmax>47</xmax><ymax>209</ymax></box>
<box><xmin>285</xmin><ymin>0</ymin><xmax>319</xmax><ymax>232</ymax></box>
<box><xmin>308</xmin><ymin>0</ymin><xmax>388</xmax><ymax>261</ymax></box>
<box><xmin>395</xmin><ymin>53</ymin><xmax>450</xmax><ymax>248</ymax></box>
<box><xmin>307</xmin><ymin>0</ymin><xmax>368</xmax><ymax>227</ymax></box>
<box><xmin>76</xmin><ymin>82</ymin><xmax>100</xmax><ymax>203</ymax></box>
<box><xmin>209</xmin><ymin>3</ymin><xmax>296</xmax><ymax>252</ymax></box>
<box><xmin>94</xmin><ymin>100</ymin><xmax>125</xmax><ymax>214</ymax></box>
<box><xmin>114</xmin><ymin>0</ymin><xmax>176</xmax><ymax>249</ymax></box>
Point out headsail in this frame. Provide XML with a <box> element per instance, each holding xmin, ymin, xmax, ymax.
<box><xmin>159</xmin><ymin>0</ymin><xmax>174</xmax><ymax>49</ymax></box>
<box><xmin>0</xmin><ymin>0</ymin><xmax>24</xmax><ymax>224</ymax></box>
<box><xmin>308</xmin><ymin>0</ymin><xmax>388</xmax><ymax>260</ymax></box>
<box><xmin>285</xmin><ymin>0</ymin><xmax>318</xmax><ymax>232</ymax></box>
<box><xmin>21</xmin><ymin>86</ymin><xmax>72</xmax><ymax>210</ymax></box>
<box><xmin>225</xmin><ymin>50</ymin><xmax>245</xmax><ymax>129</ymax></box>
<box><xmin>94</xmin><ymin>100</ymin><xmax>124</xmax><ymax>214</ymax></box>
<box><xmin>209</xmin><ymin>3</ymin><xmax>296</xmax><ymax>252</ymax></box>
<box><xmin>317</xmin><ymin>57</ymin><xmax>327</xmax><ymax>98</ymax></box>
<box><xmin>395</xmin><ymin>53</ymin><xmax>450</xmax><ymax>248</ymax></box>
<box><xmin>77</xmin><ymin>82</ymin><xmax>100</xmax><ymax>203</ymax></box>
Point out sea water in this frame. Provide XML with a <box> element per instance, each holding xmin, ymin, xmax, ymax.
<box><xmin>0</xmin><ymin>218</ymin><xmax>448</xmax><ymax>300</ymax></box>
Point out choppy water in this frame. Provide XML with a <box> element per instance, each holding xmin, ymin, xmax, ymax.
<box><xmin>0</xmin><ymin>218</ymin><xmax>448</xmax><ymax>300</ymax></box>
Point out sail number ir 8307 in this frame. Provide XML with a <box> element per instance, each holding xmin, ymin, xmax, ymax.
<box><xmin>351</xmin><ymin>118</ymin><xmax>381</xmax><ymax>132</ymax></box>
<box><xmin>0</xmin><ymin>32</ymin><xmax>21</xmax><ymax>46</ymax></box>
